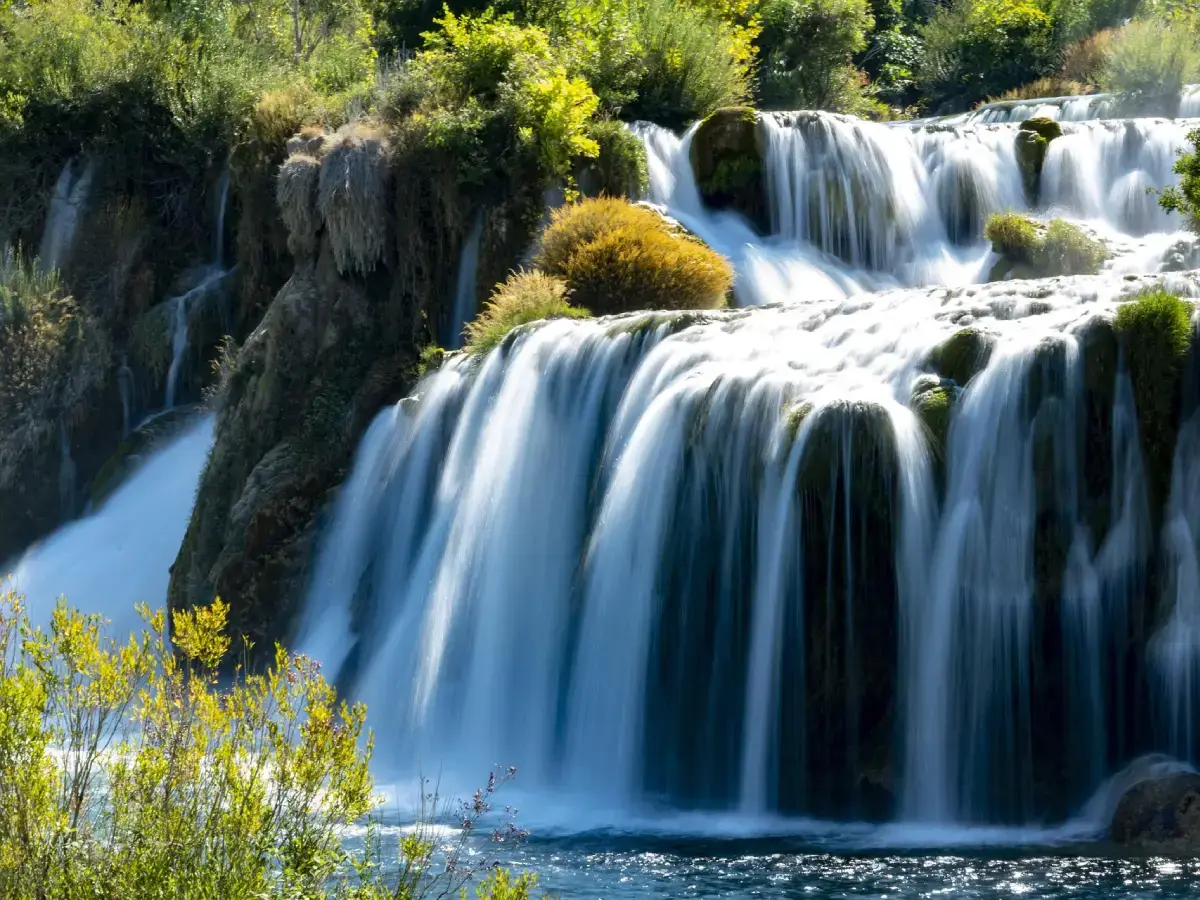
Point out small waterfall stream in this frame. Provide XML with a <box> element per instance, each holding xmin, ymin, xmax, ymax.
<box><xmin>39</xmin><ymin>158</ymin><xmax>95</xmax><ymax>272</ymax></box>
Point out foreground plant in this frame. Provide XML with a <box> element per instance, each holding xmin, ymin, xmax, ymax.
<box><xmin>0</xmin><ymin>589</ymin><xmax>536</xmax><ymax>900</ymax></box>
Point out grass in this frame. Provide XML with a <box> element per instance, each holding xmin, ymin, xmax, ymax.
<box><xmin>985</xmin><ymin>213</ymin><xmax>1108</xmax><ymax>276</ymax></box>
<box><xmin>985</xmin><ymin>213</ymin><xmax>1041</xmax><ymax>265</ymax></box>
<box><xmin>465</xmin><ymin>271</ymin><xmax>591</xmax><ymax>355</ymax></box>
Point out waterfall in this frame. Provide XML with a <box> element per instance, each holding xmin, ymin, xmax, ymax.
<box><xmin>163</xmin><ymin>164</ymin><xmax>233</xmax><ymax>409</ymax></box>
<box><xmin>8</xmin><ymin>416</ymin><xmax>214</xmax><ymax>636</ymax></box>
<box><xmin>39</xmin><ymin>158</ymin><xmax>94</xmax><ymax>273</ymax></box>
<box><xmin>447</xmin><ymin>213</ymin><xmax>484</xmax><ymax>350</ymax></box>
<box><xmin>1151</xmin><ymin>408</ymin><xmax>1200</xmax><ymax>760</ymax></box>
<box><xmin>299</xmin><ymin>268</ymin><xmax>1200</xmax><ymax>819</ymax></box>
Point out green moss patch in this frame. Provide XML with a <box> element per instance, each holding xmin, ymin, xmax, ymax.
<box><xmin>985</xmin><ymin>214</ymin><xmax>1108</xmax><ymax>280</ymax></box>
<box><xmin>930</xmin><ymin>327</ymin><xmax>995</xmax><ymax>387</ymax></box>
<box><xmin>1015</xmin><ymin>117</ymin><xmax>1063</xmax><ymax>205</ymax></box>
<box><xmin>1113</xmin><ymin>288</ymin><xmax>1195</xmax><ymax>511</ymax></box>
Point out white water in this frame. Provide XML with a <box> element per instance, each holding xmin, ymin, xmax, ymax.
<box><xmin>39</xmin><ymin>158</ymin><xmax>95</xmax><ymax>273</ymax></box>
<box><xmin>6</xmin><ymin>416</ymin><xmax>214</xmax><ymax>637</ymax></box>
<box><xmin>957</xmin><ymin>85</ymin><xmax>1200</xmax><ymax>124</ymax></box>
<box><xmin>447</xmin><ymin>213</ymin><xmax>484</xmax><ymax>350</ymax></box>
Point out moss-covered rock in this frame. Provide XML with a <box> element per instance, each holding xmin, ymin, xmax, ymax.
<box><xmin>1113</xmin><ymin>288</ymin><xmax>1195</xmax><ymax>514</ymax></box>
<box><xmin>689</xmin><ymin>107</ymin><xmax>769</xmax><ymax>234</ymax></box>
<box><xmin>1015</xmin><ymin>117</ymin><xmax>1063</xmax><ymax>205</ymax></box>
<box><xmin>985</xmin><ymin>214</ymin><xmax>1108</xmax><ymax>280</ymax></box>
<box><xmin>930</xmin><ymin>327</ymin><xmax>995</xmax><ymax>387</ymax></box>
<box><xmin>912</xmin><ymin>375</ymin><xmax>955</xmax><ymax>458</ymax></box>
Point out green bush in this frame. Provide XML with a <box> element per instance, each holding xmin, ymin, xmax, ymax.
<box><xmin>536</xmin><ymin>197</ymin><xmax>734</xmax><ymax>315</ymax></box>
<box><xmin>1099</xmin><ymin>17</ymin><xmax>1200</xmax><ymax>99</ymax></box>
<box><xmin>0</xmin><ymin>589</ymin><xmax>541</xmax><ymax>900</ymax></box>
<box><xmin>917</xmin><ymin>0</ymin><xmax>1059</xmax><ymax>111</ymax></box>
<box><xmin>579</xmin><ymin>119</ymin><xmax>650</xmax><ymax>199</ymax></box>
<box><xmin>465</xmin><ymin>270</ymin><xmax>591</xmax><ymax>354</ymax></box>
<box><xmin>757</xmin><ymin>0</ymin><xmax>876</xmax><ymax>111</ymax></box>
<box><xmin>1160</xmin><ymin>127</ymin><xmax>1200</xmax><ymax>233</ymax></box>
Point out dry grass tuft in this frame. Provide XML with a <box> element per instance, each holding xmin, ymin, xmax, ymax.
<box><xmin>276</xmin><ymin>153</ymin><xmax>322</xmax><ymax>257</ymax></box>
<box><xmin>465</xmin><ymin>271</ymin><xmax>590</xmax><ymax>355</ymax></box>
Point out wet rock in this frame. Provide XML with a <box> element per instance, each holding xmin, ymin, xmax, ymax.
<box><xmin>1111</xmin><ymin>772</ymin><xmax>1200</xmax><ymax>850</ymax></box>
<box><xmin>1015</xmin><ymin>117</ymin><xmax>1063</xmax><ymax>206</ymax></box>
<box><xmin>690</xmin><ymin>107</ymin><xmax>769</xmax><ymax>234</ymax></box>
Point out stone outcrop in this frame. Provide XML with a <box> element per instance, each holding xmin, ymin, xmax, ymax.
<box><xmin>1111</xmin><ymin>772</ymin><xmax>1200</xmax><ymax>851</ymax></box>
<box><xmin>690</xmin><ymin>107</ymin><xmax>770</xmax><ymax>234</ymax></box>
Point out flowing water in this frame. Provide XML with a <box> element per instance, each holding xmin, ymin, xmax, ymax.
<box><xmin>38</xmin><ymin>157</ymin><xmax>95</xmax><ymax>272</ymax></box>
<box><xmin>11</xmin><ymin>99</ymin><xmax>1200</xmax><ymax>895</ymax></box>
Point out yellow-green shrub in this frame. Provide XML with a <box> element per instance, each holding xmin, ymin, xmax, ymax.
<box><xmin>0</xmin><ymin>589</ymin><xmax>541</xmax><ymax>900</ymax></box>
<box><xmin>465</xmin><ymin>271</ymin><xmax>590</xmax><ymax>355</ymax></box>
<box><xmin>984</xmin><ymin>212</ymin><xmax>1041</xmax><ymax>264</ymax></box>
<box><xmin>535</xmin><ymin>198</ymin><xmax>734</xmax><ymax>315</ymax></box>
<box><xmin>984</xmin><ymin>213</ymin><xmax>1108</xmax><ymax>277</ymax></box>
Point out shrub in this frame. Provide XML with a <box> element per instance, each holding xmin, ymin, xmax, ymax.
<box><xmin>536</xmin><ymin>198</ymin><xmax>734</xmax><ymax>315</ymax></box>
<box><xmin>619</xmin><ymin>0</ymin><xmax>753</xmax><ymax>126</ymax></box>
<box><xmin>1160</xmin><ymin>127</ymin><xmax>1200</xmax><ymax>233</ymax></box>
<box><xmin>757</xmin><ymin>0</ymin><xmax>876</xmax><ymax>111</ymax></box>
<box><xmin>579</xmin><ymin>119</ymin><xmax>650</xmax><ymax>199</ymax></box>
<box><xmin>0</xmin><ymin>589</ymin><xmax>539</xmax><ymax>899</ymax></box>
<box><xmin>1059</xmin><ymin>28</ymin><xmax>1115</xmax><ymax>85</ymax></box>
<box><xmin>465</xmin><ymin>270</ymin><xmax>590</xmax><ymax>354</ymax></box>
<box><xmin>917</xmin><ymin>0</ymin><xmax>1058</xmax><ymax>111</ymax></box>
<box><xmin>1100</xmin><ymin>18</ymin><xmax>1200</xmax><ymax>99</ymax></box>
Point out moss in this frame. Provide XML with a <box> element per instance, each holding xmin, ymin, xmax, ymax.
<box><xmin>1113</xmin><ymin>288</ymin><xmax>1195</xmax><ymax>511</ymax></box>
<box><xmin>930</xmin><ymin>327</ymin><xmax>995</xmax><ymax>387</ymax></box>
<box><xmin>417</xmin><ymin>343</ymin><xmax>445</xmax><ymax>377</ymax></box>
<box><xmin>794</xmin><ymin>400</ymin><xmax>898</xmax><ymax>505</ymax></box>
<box><xmin>783</xmin><ymin>400</ymin><xmax>815</xmax><ymax>441</ymax></box>
<box><xmin>912</xmin><ymin>376</ymin><xmax>955</xmax><ymax>457</ymax></box>
<box><xmin>1040</xmin><ymin>219</ymin><xmax>1108</xmax><ymax>276</ymax></box>
<box><xmin>689</xmin><ymin>107</ymin><xmax>769</xmax><ymax>233</ymax></box>
<box><xmin>465</xmin><ymin>271</ymin><xmax>590</xmax><ymax>356</ymax></box>
<box><xmin>577</xmin><ymin>121</ymin><xmax>649</xmax><ymax>200</ymax></box>
<box><xmin>986</xmin><ymin>212</ymin><xmax>1041</xmax><ymax>266</ymax></box>
<box><xmin>536</xmin><ymin>198</ymin><xmax>733</xmax><ymax>316</ymax></box>
<box><xmin>1015</xmin><ymin>117</ymin><xmax>1063</xmax><ymax>204</ymax></box>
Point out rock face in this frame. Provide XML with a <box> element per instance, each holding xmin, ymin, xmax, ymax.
<box><xmin>689</xmin><ymin>107</ymin><xmax>770</xmax><ymax>234</ymax></box>
<box><xmin>167</xmin><ymin>126</ymin><xmax>424</xmax><ymax>655</ymax></box>
<box><xmin>1111</xmin><ymin>772</ymin><xmax>1200</xmax><ymax>850</ymax></box>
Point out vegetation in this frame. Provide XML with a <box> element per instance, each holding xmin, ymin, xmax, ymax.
<box><xmin>1113</xmin><ymin>288</ymin><xmax>1194</xmax><ymax>508</ymax></box>
<box><xmin>465</xmin><ymin>270</ymin><xmax>590</xmax><ymax>354</ymax></box>
<box><xmin>535</xmin><ymin>198</ymin><xmax>734</xmax><ymax>315</ymax></box>
<box><xmin>0</xmin><ymin>588</ymin><xmax>540</xmax><ymax>900</ymax></box>
<box><xmin>1099</xmin><ymin>16</ymin><xmax>1200</xmax><ymax>99</ymax></box>
<box><xmin>0</xmin><ymin>250</ymin><xmax>108</xmax><ymax>489</ymax></box>
<box><xmin>1159</xmin><ymin>128</ymin><xmax>1200</xmax><ymax>233</ymax></box>
<box><xmin>985</xmin><ymin>213</ymin><xmax>1108</xmax><ymax>278</ymax></box>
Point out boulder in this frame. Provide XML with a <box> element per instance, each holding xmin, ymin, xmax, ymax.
<box><xmin>689</xmin><ymin>107</ymin><xmax>770</xmax><ymax>234</ymax></box>
<box><xmin>1111</xmin><ymin>772</ymin><xmax>1200</xmax><ymax>851</ymax></box>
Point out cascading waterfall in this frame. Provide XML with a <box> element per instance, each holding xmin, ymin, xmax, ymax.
<box><xmin>39</xmin><ymin>158</ymin><xmax>95</xmax><ymax>273</ymax></box>
<box><xmin>164</xmin><ymin>165</ymin><xmax>233</xmax><ymax>409</ymax></box>
<box><xmin>957</xmin><ymin>85</ymin><xmax>1200</xmax><ymax>124</ymax></box>
<box><xmin>286</xmin><ymin>95</ymin><xmax>1200</xmax><ymax>827</ymax></box>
